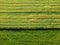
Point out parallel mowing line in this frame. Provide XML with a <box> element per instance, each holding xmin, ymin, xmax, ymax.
<box><xmin>0</xmin><ymin>15</ymin><xmax>60</xmax><ymax>18</ymax></box>
<box><xmin>0</xmin><ymin>23</ymin><xmax>60</xmax><ymax>24</ymax></box>
<box><xmin>0</xmin><ymin>4</ymin><xmax>60</xmax><ymax>5</ymax></box>
<box><xmin>0</xmin><ymin>10</ymin><xmax>60</xmax><ymax>12</ymax></box>
<box><xmin>0</xmin><ymin>4</ymin><xmax>59</xmax><ymax>12</ymax></box>
<box><xmin>0</xmin><ymin>26</ymin><xmax>59</xmax><ymax>27</ymax></box>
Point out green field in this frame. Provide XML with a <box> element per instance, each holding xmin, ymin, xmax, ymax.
<box><xmin>0</xmin><ymin>12</ymin><xmax>60</xmax><ymax>28</ymax></box>
<box><xmin>0</xmin><ymin>0</ymin><xmax>60</xmax><ymax>45</ymax></box>
<box><xmin>0</xmin><ymin>30</ymin><xmax>60</xmax><ymax>45</ymax></box>
<box><xmin>0</xmin><ymin>0</ymin><xmax>60</xmax><ymax>28</ymax></box>
<box><xmin>0</xmin><ymin>0</ymin><xmax>60</xmax><ymax>12</ymax></box>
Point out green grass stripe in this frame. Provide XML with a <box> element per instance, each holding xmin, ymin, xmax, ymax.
<box><xmin>0</xmin><ymin>12</ymin><xmax>60</xmax><ymax>28</ymax></box>
<box><xmin>0</xmin><ymin>30</ymin><xmax>60</xmax><ymax>45</ymax></box>
<box><xmin>0</xmin><ymin>0</ymin><xmax>60</xmax><ymax>4</ymax></box>
<box><xmin>0</xmin><ymin>0</ymin><xmax>60</xmax><ymax>12</ymax></box>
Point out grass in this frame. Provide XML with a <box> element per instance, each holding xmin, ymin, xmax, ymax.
<box><xmin>0</xmin><ymin>0</ymin><xmax>60</xmax><ymax>28</ymax></box>
<box><xmin>0</xmin><ymin>0</ymin><xmax>60</xmax><ymax>45</ymax></box>
<box><xmin>0</xmin><ymin>0</ymin><xmax>60</xmax><ymax>4</ymax></box>
<box><xmin>0</xmin><ymin>0</ymin><xmax>60</xmax><ymax>12</ymax></box>
<box><xmin>0</xmin><ymin>12</ymin><xmax>60</xmax><ymax>28</ymax></box>
<box><xmin>0</xmin><ymin>30</ymin><xmax>60</xmax><ymax>45</ymax></box>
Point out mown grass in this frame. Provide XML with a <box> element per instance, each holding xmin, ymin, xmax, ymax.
<box><xmin>0</xmin><ymin>0</ymin><xmax>60</xmax><ymax>4</ymax></box>
<box><xmin>0</xmin><ymin>0</ymin><xmax>60</xmax><ymax>45</ymax></box>
<box><xmin>0</xmin><ymin>30</ymin><xmax>60</xmax><ymax>45</ymax></box>
<box><xmin>0</xmin><ymin>0</ymin><xmax>60</xmax><ymax>28</ymax></box>
<box><xmin>0</xmin><ymin>12</ymin><xmax>60</xmax><ymax>28</ymax></box>
<box><xmin>0</xmin><ymin>0</ymin><xmax>60</xmax><ymax>12</ymax></box>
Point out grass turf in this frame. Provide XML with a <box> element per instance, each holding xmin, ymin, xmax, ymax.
<box><xmin>0</xmin><ymin>12</ymin><xmax>60</xmax><ymax>28</ymax></box>
<box><xmin>0</xmin><ymin>30</ymin><xmax>60</xmax><ymax>45</ymax></box>
<box><xmin>0</xmin><ymin>0</ymin><xmax>60</xmax><ymax>45</ymax></box>
<box><xmin>0</xmin><ymin>0</ymin><xmax>60</xmax><ymax>28</ymax></box>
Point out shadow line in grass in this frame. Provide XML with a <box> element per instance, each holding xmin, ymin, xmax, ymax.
<box><xmin>0</xmin><ymin>28</ymin><xmax>59</xmax><ymax>31</ymax></box>
<box><xmin>0</xmin><ymin>12</ymin><xmax>60</xmax><ymax>14</ymax></box>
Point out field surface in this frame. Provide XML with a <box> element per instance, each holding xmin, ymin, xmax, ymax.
<box><xmin>0</xmin><ymin>0</ymin><xmax>60</xmax><ymax>28</ymax></box>
<box><xmin>0</xmin><ymin>0</ymin><xmax>60</xmax><ymax>45</ymax></box>
<box><xmin>0</xmin><ymin>30</ymin><xmax>60</xmax><ymax>45</ymax></box>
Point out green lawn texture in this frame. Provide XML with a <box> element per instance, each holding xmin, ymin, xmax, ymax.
<box><xmin>0</xmin><ymin>0</ymin><xmax>60</xmax><ymax>28</ymax></box>
<box><xmin>0</xmin><ymin>30</ymin><xmax>60</xmax><ymax>45</ymax></box>
<box><xmin>0</xmin><ymin>0</ymin><xmax>60</xmax><ymax>45</ymax></box>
